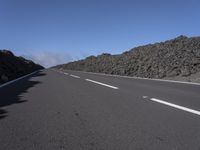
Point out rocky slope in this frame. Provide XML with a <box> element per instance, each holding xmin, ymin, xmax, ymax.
<box><xmin>54</xmin><ymin>36</ymin><xmax>200</xmax><ymax>82</ymax></box>
<box><xmin>0</xmin><ymin>50</ymin><xmax>44</xmax><ymax>84</ymax></box>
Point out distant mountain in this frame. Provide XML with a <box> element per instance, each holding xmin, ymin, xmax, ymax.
<box><xmin>0</xmin><ymin>50</ymin><xmax>44</xmax><ymax>84</ymax></box>
<box><xmin>53</xmin><ymin>36</ymin><xmax>200</xmax><ymax>82</ymax></box>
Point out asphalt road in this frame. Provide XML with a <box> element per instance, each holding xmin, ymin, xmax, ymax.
<box><xmin>0</xmin><ymin>69</ymin><xmax>200</xmax><ymax>150</ymax></box>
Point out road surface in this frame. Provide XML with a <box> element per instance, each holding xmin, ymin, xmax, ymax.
<box><xmin>0</xmin><ymin>69</ymin><xmax>200</xmax><ymax>150</ymax></box>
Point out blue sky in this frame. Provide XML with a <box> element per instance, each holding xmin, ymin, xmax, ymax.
<box><xmin>0</xmin><ymin>0</ymin><xmax>200</xmax><ymax>67</ymax></box>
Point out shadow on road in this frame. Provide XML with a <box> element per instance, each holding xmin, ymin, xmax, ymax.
<box><xmin>0</xmin><ymin>71</ymin><xmax>46</xmax><ymax>120</ymax></box>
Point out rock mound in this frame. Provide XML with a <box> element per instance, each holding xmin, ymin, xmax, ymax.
<box><xmin>0</xmin><ymin>50</ymin><xmax>44</xmax><ymax>84</ymax></box>
<box><xmin>54</xmin><ymin>36</ymin><xmax>200</xmax><ymax>81</ymax></box>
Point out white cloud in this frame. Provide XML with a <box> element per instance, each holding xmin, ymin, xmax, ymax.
<box><xmin>23</xmin><ymin>51</ymin><xmax>72</xmax><ymax>68</ymax></box>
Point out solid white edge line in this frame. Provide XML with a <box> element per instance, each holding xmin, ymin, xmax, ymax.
<box><xmin>0</xmin><ymin>70</ymin><xmax>40</xmax><ymax>88</ymax></box>
<box><xmin>63</xmin><ymin>70</ymin><xmax>200</xmax><ymax>86</ymax></box>
<box><xmin>85</xmin><ymin>79</ymin><xmax>119</xmax><ymax>89</ymax></box>
<box><xmin>150</xmin><ymin>98</ymin><xmax>200</xmax><ymax>116</ymax></box>
<box><xmin>70</xmin><ymin>74</ymin><xmax>80</xmax><ymax>78</ymax></box>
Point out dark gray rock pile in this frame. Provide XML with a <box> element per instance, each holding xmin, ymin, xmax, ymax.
<box><xmin>54</xmin><ymin>35</ymin><xmax>200</xmax><ymax>80</ymax></box>
<box><xmin>0</xmin><ymin>50</ymin><xmax>44</xmax><ymax>84</ymax></box>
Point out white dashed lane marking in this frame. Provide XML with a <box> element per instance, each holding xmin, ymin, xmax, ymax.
<box><xmin>85</xmin><ymin>79</ymin><xmax>119</xmax><ymax>89</ymax></box>
<box><xmin>149</xmin><ymin>98</ymin><xmax>200</xmax><ymax>116</ymax></box>
<box><xmin>70</xmin><ymin>74</ymin><xmax>81</xmax><ymax>78</ymax></box>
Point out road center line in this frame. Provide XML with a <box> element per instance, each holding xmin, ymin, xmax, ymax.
<box><xmin>70</xmin><ymin>74</ymin><xmax>80</xmax><ymax>78</ymax></box>
<box><xmin>150</xmin><ymin>98</ymin><xmax>200</xmax><ymax>116</ymax></box>
<box><xmin>143</xmin><ymin>96</ymin><xmax>148</xmax><ymax>99</ymax></box>
<box><xmin>85</xmin><ymin>79</ymin><xmax>119</xmax><ymax>89</ymax></box>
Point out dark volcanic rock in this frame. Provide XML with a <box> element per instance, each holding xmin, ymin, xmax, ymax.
<box><xmin>53</xmin><ymin>36</ymin><xmax>200</xmax><ymax>80</ymax></box>
<box><xmin>0</xmin><ymin>50</ymin><xmax>44</xmax><ymax>84</ymax></box>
